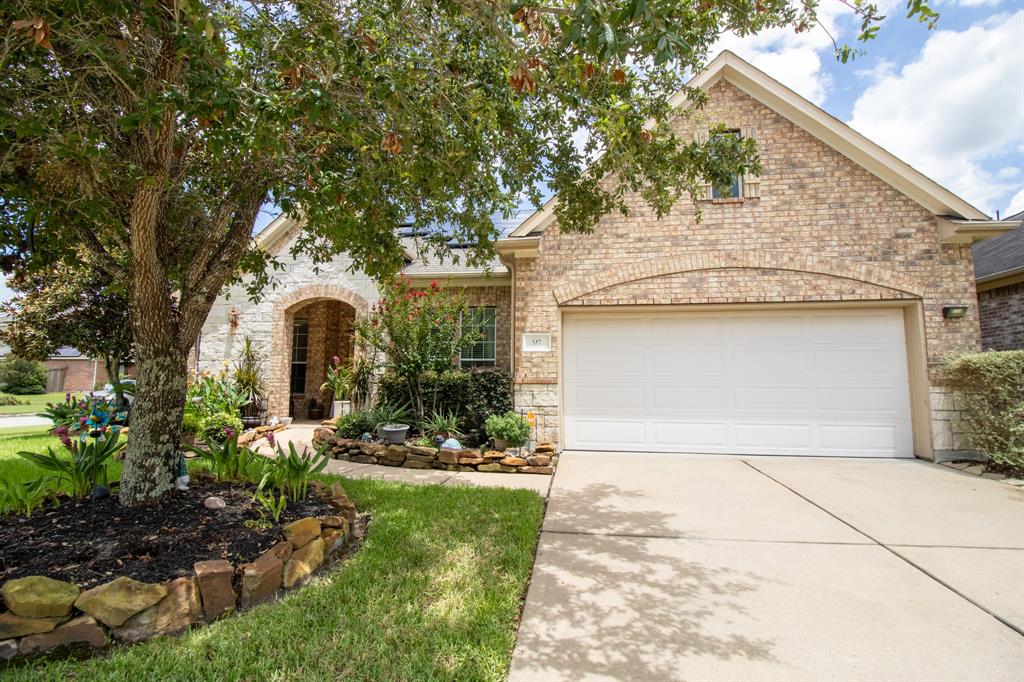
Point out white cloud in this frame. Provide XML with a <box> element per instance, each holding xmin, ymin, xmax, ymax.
<box><xmin>1007</xmin><ymin>187</ymin><xmax>1024</xmax><ymax>215</ymax></box>
<box><xmin>847</xmin><ymin>11</ymin><xmax>1024</xmax><ymax>215</ymax></box>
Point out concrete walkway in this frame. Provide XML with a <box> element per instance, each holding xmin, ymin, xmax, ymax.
<box><xmin>510</xmin><ymin>452</ymin><xmax>1024</xmax><ymax>681</ymax></box>
<box><xmin>0</xmin><ymin>415</ymin><xmax>51</xmax><ymax>429</ymax></box>
<box><xmin>254</xmin><ymin>424</ymin><xmax>551</xmax><ymax>496</ymax></box>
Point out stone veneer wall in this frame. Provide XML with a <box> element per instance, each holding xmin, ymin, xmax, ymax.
<box><xmin>978</xmin><ymin>282</ymin><xmax>1024</xmax><ymax>351</ymax></box>
<box><xmin>510</xmin><ymin>79</ymin><xmax>981</xmax><ymax>456</ymax></box>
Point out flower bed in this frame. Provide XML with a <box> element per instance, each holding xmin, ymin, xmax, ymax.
<box><xmin>313</xmin><ymin>427</ymin><xmax>557</xmax><ymax>474</ymax></box>
<box><xmin>0</xmin><ymin>480</ymin><xmax>362</xmax><ymax>661</ymax></box>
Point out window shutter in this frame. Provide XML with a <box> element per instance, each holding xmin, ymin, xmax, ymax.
<box><xmin>739</xmin><ymin>126</ymin><xmax>761</xmax><ymax>199</ymax></box>
<box><xmin>693</xmin><ymin>128</ymin><xmax>712</xmax><ymax>200</ymax></box>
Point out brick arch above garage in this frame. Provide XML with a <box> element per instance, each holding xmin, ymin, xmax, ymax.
<box><xmin>552</xmin><ymin>251</ymin><xmax>923</xmax><ymax>305</ymax></box>
<box><xmin>562</xmin><ymin>267</ymin><xmax>917</xmax><ymax>307</ymax></box>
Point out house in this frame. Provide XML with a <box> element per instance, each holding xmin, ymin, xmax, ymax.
<box><xmin>197</xmin><ymin>51</ymin><xmax>1017</xmax><ymax>461</ymax></box>
<box><xmin>0</xmin><ymin>314</ymin><xmax>117</xmax><ymax>393</ymax></box>
<box><xmin>973</xmin><ymin>210</ymin><xmax>1024</xmax><ymax>350</ymax></box>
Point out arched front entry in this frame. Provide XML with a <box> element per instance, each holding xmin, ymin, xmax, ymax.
<box><xmin>269</xmin><ymin>285</ymin><xmax>369</xmax><ymax>420</ymax></box>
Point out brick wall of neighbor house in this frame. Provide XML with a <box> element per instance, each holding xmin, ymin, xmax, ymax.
<box><xmin>978</xmin><ymin>282</ymin><xmax>1024</xmax><ymax>351</ymax></box>
<box><xmin>511</xmin><ymin>80</ymin><xmax>981</xmax><ymax>453</ymax></box>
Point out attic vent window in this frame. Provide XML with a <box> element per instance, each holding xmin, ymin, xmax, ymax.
<box><xmin>695</xmin><ymin>126</ymin><xmax>761</xmax><ymax>201</ymax></box>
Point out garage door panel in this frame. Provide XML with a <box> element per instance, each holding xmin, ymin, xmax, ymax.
<box><xmin>564</xmin><ymin>308</ymin><xmax>915</xmax><ymax>457</ymax></box>
<box><xmin>651</xmin><ymin>421</ymin><xmax>728</xmax><ymax>448</ymax></box>
<box><xmin>649</xmin><ymin>349</ymin><xmax>725</xmax><ymax>373</ymax></box>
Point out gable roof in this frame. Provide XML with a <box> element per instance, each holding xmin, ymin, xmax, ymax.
<box><xmin>973</xmin><ymin>220</ymin><xmax>1024</xmax><ymax>284</ymax></box>
<box><xmin>507</xmin><ymin>50</ymin><xmax>989</xmax><ymax>239</ymax></box>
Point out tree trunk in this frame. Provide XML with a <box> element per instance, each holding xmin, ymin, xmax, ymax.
<box><xmin>119</xmin><ymin>344</ymin><xmax>188</xmax><ymax>505</ymax></box>
<box><xmin>104</xmin><ymin>355</ymin><xmax>125</xmax><ymax>408</ymax></box>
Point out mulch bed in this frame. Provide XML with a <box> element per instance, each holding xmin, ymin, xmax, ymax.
<box><xmin>0</xmin><ymin>480</ymin><xmax>335</xmax><ymax>589</ymax></box>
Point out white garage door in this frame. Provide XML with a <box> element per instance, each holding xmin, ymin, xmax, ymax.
<box><xmin>563</xmin><ymin>309</ymin><xmax>914</xmax><ymax>457</ymax></box>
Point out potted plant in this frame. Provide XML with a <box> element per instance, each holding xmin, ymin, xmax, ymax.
<box><xmin>485</xmin><ymin>412</ymin><xmax>531</xmax><ymax>451</ymax></box>
<box><xmin>320</xmin><ymin>356</ymin><xmax>353</xmax><ymax>418</ymax></box>
<box><xmin>234</xmin><ymin>336</ymin><xmax>267</xmax><ymax>428</ymax></box>
<box><xmin>373</xmin><ymin>402</ymin><xmax>412</xmax><ymax>444</ymax></box>
<box><xmin>421</xmin><ymin>409</ymin><xmax>462</xmax><ymax>441</ymax></box>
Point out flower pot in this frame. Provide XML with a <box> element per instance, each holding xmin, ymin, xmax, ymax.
<box><xmin>332</xmin><ymin>400</ymin><xmax>351</xmax><ymax>417</ymax></box>
<box><xmin>380</xmin><ymin>423</ymin><xmax>410</xmax><ymax>444</ymax></box>
<box><xmin>493</xmin><ymin>437</ymin><xmax>512</xmax><ymax>451</ymax></box>
<box><xmin>241</xmin><ymin>415</ymin><xmax>261</xmax><ymax>429</ymax></box>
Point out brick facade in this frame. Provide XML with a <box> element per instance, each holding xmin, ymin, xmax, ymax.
<box><xmin>510</xmin><ymin>80</ymin><xmax>981</xmax><ymax>453</ymax></box>
<box><xmin>977</xmin><ymin>282</ymin><xmax>1024</xmax><ymax>351</ymax></box>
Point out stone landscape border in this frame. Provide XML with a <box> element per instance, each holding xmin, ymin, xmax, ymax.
<box><xmin>0</xmin><ymin>481</ymin><xmax>359</xmax><ymax>661</ymax></box>
<box><xmin>313</xmin><ymin>428</ymin><xmax>558</xmax><ymax>474</ymax></box>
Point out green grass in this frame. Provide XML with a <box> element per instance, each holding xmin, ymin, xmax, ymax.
<box><xmin>1</xmin><ymin>474</ymin><xmax>544</xmax><ymax>681</ymax></box>
<box><xmin>0</xmin><ymin>391</ymin><xmax>66</xmax><ymax>415</ymax></box>
<box><xmin>0</xmin><ymin>432</ymin><xmax>126</xmax><ymax>492</ymax></box>
<box><xmin>0</xmin><ymin>424</ymin><xmax>52</xmax><ymax>437</ymax></box>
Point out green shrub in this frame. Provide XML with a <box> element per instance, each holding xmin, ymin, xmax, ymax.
<box><xmin>485</xmin><ymin>411</ymin><xmax>531</xmax><ymax>447</ymax></box>
<box><xmin>0</xmin><ymin>356</ymin><xmax>46</xmax><ymax>394</ymax></box>
<box><xmin>335</xmin><ymin>410</ymin><xmax>376</xmax><ymax>439</ymax></box>
<box><xmin>201</xmin><ymin>412</ymin><xmax>244</xmax><ymax>444</ymax></box>
<box><xmin>943</xmin><ymin>350</ymin><xmax>1024</xmax><ymax>470</ymax></box>
<box><xmin>0</xmin><ymin>393</ymin><xmax>28</xmax><ymax>406</ymax></box>
<box><xmin>377</xmin><ymin>369</ymin><xmax>512</xmax><ymax>437</ymax></box>
<box><xmin>182</xmin><ymin>411</ymin><xmax>204</xmax><ymax>438</ymax></box>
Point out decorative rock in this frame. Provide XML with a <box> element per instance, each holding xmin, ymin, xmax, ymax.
<box><xmin>313</xmin><ymin>427</ymin><xmax>335</xmax><ymax>441</ymax></box>
<box><xmin>477</xmin><ymin>463</ymin><xmax>502</xmax><ymax>473</ymax></box>
<box><xmin>18</xmin><ymin>615</ymin><xmax>106</xmax><ymax>656</ymax></box>
<box><xmin>437</xmin><ymin>449</ymin><xmax>460</xmax><ymax>465</ymax></box>
<box><xmin>2</xmin><ymin>575</ymin><xmax>80</xmax><ymax>618</ymax></box>
<box><xmin>377</xmin><ymin>459</ymin><xmax>400</xmax><ymax>467</ymax></box>
<box><xmin>501</xmin><ymin>456</ymin><xmax>528</xmax><ymax>467</ymax></box>
<box><xmin>282</xmin><ymin>517</ymin><xmax>322</xmax><ymax>548</ymax></box>
<box><xmin>526</xmin><ymin>455</ymin><xmax>551</xmax><ymax>467</ymax></box>
<box><xmin>328</xmin><ymin>496</ymin><xmax>357</xmax><ymax>521</ymax></box>
<box><xmin>74</xmin><ymin>577</ymin><xmax>168</xmax><ymax>628</ymax></box>
<box><xmin>0</xmin><ymin>638</ymin><xmax>18</xmax><ymax>661</ymax></box>
<box><xmin>90</xmin><ymin>485</ymin><xmax>110</xmax><ymax>500</ymax></box>
<box><xmin>963</xmin><ymin>464</ymin><xmax>986</xmax><ymax>475</ymax></box>
<box><xmin>283</xmin><ymin>538</ymin><xmax>325</xmax><ymax>588</ymax></box>
<box><xmin>204</xmin><ymin>496</ymin><xmax>226</xmax><ymax>509</ymax></box>
<box><xmin>320</xmin><ymin>515</ymin><xmax>347</xmax><ymax>528</ymax></box>
<box><xmin>113</xmin><ymin>577</ymin><xmax>202</xmax><ymax>643</ymax></box>
<box><xmin>534</xmin><ymin>442</ymin><xmax>556</xmax><ymax>454</ymax></box>
<box><xmin>358</xmin><ymin>442</ymin><xmax>385</xmax><ymax>456</ymax></box>
<box><xmin>269</xmin><ymin>540</ymin><xmax>293</xmax><ymax>564</ymax></box>
<box><xmin>521</xmin><ymin>466</ymin><xmax>554</xmax><ymax>475</ymax></box>
<box><xmin>406</xmin><ymin>445</ymin><xmax>438</xmax><ymax>457</ymax></box>
<box><xmin>458</xmin><ymin>457</ymin><xmax>484</xmax><ymax>466</ymax></box>
<box><xmin>351</xmin><ymin>455</ymin><xmax>378</xmax><ymax>465</ymax></box>
<box><xmin>982</xmin><ymin>472</ymin><xmax>1005</xmax><ymax>480</ymax></box>
<box><xmin>1004</xmin><ymin>478</ymin><xmax>1024</xmax><ymax>487</ymax></box>
<box><xmin>0</xmin><ymin>612</ymin><xmax>66</xmax><ymax>639</ymax></box>
<box><xmin>406</xmin><ymin>452</ymin><xmax>435</xmax><ymax>463</ymax></box>
<box><xmin>383</xmin><ymin>444</ymin><xmax>408</xmax><ymax>462</ymax></box>
<box><xmin>482</xmin><ymin>450</ymin><xmax>506</xmax><ymax>460</ymax></box>
<box><xmin>321</xmin><ymin>528</ymin><xmax>344</xmax><ymax>553</ymax></box>
<box><xmin>239</xmin><ymin>550</ymin><xmax>283</xmax><ymax>609</ymax></box>
<box><xmin>401</xmin><ymin>460</ymin><xmax>430</xmax><ymax>470</ymax></box>
<box><xmin>193</xmin><ymin>560</ymin><xmax>236</xmax><ymax>620</ymax></box>
<box><xmin>500</xmin><ymin>465</ymin><xmax>518</xmax><ymax>473</ymax></box>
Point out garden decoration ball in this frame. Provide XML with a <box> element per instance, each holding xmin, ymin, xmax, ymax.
<box><xmin>441</xmin><ymin>437</ymin><xmax>462</xmax><ymax>450</ymax></box>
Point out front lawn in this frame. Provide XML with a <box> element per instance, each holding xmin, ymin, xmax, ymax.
<box><xmin>0</xmin><ymin>391</ymin><xmax>65</xmax><ymax>415</ymax></box>
<box><xmin>2</xmin><ymin>477</ymin><xmax>544</xmax><ymax>681</ymax></box>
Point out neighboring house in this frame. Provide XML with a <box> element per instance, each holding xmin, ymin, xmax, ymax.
<box><xmin>973</xmin><ymin>210</ymin><xmax>1024</xmax><ymax>350</ymax></box>
<box><xmin>0</xmin><ymin>336</ymin><xmax>112</xmax><ymax>394</ymax></box>
<box><xmin>198</xmin><ymin>51</ymin><xmax>1017</xmax><ymax>461</ymax></box>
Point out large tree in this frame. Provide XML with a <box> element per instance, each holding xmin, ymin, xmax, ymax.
<box><xmin>0</xmin><ymin>0</ymin><xmax>935</xmax><ymax>504</ymax></box>
<box><xmin>0</xmin><ymin>263</ymin><xmax>133</xmax><ymax>402</ymax></box>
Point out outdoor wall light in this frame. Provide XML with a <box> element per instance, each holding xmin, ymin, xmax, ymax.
<box><xmin>228</xmin><ymin>307</ymin><xmax>240</xmax><ymax>330</ymax></box>
<box><xmin>942</xmin><ymin>305</ymin><xmax>968</xmax><ymax>320</ymax></box>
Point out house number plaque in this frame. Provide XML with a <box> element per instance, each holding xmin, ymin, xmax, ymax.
<box><xmin>522</xmin><ymin>333</ymin><xmax>552</xmax><ymax>352</ymax></box>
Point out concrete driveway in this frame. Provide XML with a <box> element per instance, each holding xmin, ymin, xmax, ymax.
<box><xmin>510</xmin><ymin>452</ymin><xmax>1024</xmax><ymax>682</ymax></box>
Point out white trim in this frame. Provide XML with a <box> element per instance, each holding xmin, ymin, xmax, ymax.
<box><xmin>509</xmin><ymin>50</ymin><xmax>987</xmax><ymax>238</ymax></box>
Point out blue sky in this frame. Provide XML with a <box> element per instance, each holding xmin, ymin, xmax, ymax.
<box><xmin>2</xmin><ymin>3</ymin><xmax>1021</xmax><ymax>302</ymax></box>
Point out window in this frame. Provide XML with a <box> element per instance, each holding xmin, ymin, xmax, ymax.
<box><xmin>710</xmin><ymin>129</ymin><xmax>742</xmax><ymax>199</ymax></box>
<box><xmin>290</xmin><ymin>319</ymin><xmax>309</xmax><ymax>394</ymax></box>
<box><xmin>460</xmin><ymin>307</ymin><xmax>497</xmax><ymax>368</ymax></box>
